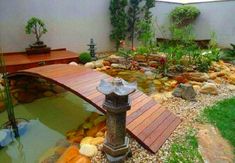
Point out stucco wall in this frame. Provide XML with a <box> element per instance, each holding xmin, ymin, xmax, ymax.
<box><xmin>0</xmin><ymin>0</ymin><xmax>234</xmax><ymax>53</ymax></box>
<box><xmin>153</xmin><ymin>0</ymin><xmax>235</xmax><ymax>47</ymax></box>
<box><xmin>0</xmin><ymin>0</ymin><xmax>113</xmax><ymax>53</ymax></box>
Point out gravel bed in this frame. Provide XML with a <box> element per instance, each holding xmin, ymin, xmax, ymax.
<box><xmin>92</xmin><ymin>83</ymin><xmax>235</xmax><ymax>163</ymax></box>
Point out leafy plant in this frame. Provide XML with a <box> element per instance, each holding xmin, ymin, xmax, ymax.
<box><xmin>25</xmin><ymin>17</ymin><xmax>47</xmax><ymax>44</ymax></box>
<box><xmin>208</xmin><ymin>32</ymin><xmax>220</xmax><ymax>61</ymax></box>
<box><xmin>196</xmin><ymin>57</ymin><xmax>211</xmax><ymax>72</ymax></box>
<box><xmin>224</xmin><ymin>44</ymin><xmax>235</xmax><ymax>56</ymax></box>
<box><xmin>170</xmin><ymin>5</ymin><xmax>200</xmax><ymax>27</ymax></box>
<box><xmin>137</xmin><ymin>20</ymin><xmax>155</xmax><ymax>46</ymax></box>
<box><xmin>118</xmin><ymin>48</ymin><xmax>133</xmax><ymax>59</ymax></box>
<box><xmin>137</xmin><ymin>0</ymin><xmax>156</xmax><ymax>46</ymax></box>
<box><xmin>220</xmin><ymin>44</ymin><xmax>235</xmax><ymax>63</ymax></box>
<box><xmin>136</xmin><ymin>46</ymin><xmax>151</xmax><ymax>55</ymax></box>
<box><xmin>79</xmin><ymin>52</ymin><xmax>91</xmax><ymax>64</ymax></box>
<box><xmin>109</xmin><ymin>0</ymin><xmax>128</xmax><ymax>50</ymax></box>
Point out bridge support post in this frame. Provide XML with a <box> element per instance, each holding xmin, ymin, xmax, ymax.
<box><xmin>97</xmin><ymin>78</ymin><xmax>136</xmax><ymax>163</ymax></box>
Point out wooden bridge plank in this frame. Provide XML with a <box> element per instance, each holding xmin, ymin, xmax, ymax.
<box><xmin>126</xmin><ymin>99</ymin><xmax>156</xmax><ymax>125</ymax></box>
<box><xmin>8</xmin><ymin>64</ymin><xmax>181</xmax><ymax>153</ymax></box>
<box><xmin>150</xmin><ymin>118</ymin><xmax>181</xmax><ymax>151</ymax></box>
<box><xmin>143</xmin><ymin>113</ymin><xmax>177</xmax><ymax>146</ymax></box>
<box><xmin>127</xmin><ymin>104</ymin><xmax>162</xmax><ymax>130</ymax></box>
<box><xmin>138</xmin><ymin>110</ymin><xmax>171</xmax><ymax>141</ymax></box>
<box><xmin>130</xmin><ymin>107</ymin><xmax>166</xmax><ymax>136</ymax></box>
<box><xmin>127</xmin><ymin>97</ymin><xmax>152</xmax><ymax>116</ymax></box>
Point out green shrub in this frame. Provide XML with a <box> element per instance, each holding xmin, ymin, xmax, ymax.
<box><xmin>79</xmin><ymin>52</ymin><xmax>91</xmax><ymax>64</ymax></box>
<box><xmin>170</xmin><ymin>5</ymin><xmax>200</xmax><ymax>26</ymax></box>
<box><xmin>220</xmin><ymin>44</ymin><xmax>235</xmax><ymax>63</ymax></box>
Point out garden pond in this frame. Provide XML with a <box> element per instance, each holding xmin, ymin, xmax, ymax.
<box><xmin>104</xmin><ymin>69</ymin><xmax>178</xmax><ymax>95</ymax></box>
<box><xmin>0</xmin><ymin>91</ymin><xmax>102</xmax><ymax>163</ymax></box>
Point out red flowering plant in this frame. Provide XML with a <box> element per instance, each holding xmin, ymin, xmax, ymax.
<box><xmin>157</xmin><ymin>55</ymin><xmax>168</xmax><ymax>75</ymax></box>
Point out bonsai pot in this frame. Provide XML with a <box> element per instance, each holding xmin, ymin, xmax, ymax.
<box><xmin>26</xmin><ymin>41</ymin><xmax>51</xmax><ymax>55</ymax></box>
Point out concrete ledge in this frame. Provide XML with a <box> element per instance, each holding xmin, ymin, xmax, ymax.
<box><xmin>156</xmin><ymin>0</ymin><xmax>233</xmax><ymax>4</ymax></box>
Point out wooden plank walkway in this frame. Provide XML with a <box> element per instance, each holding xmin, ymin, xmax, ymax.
<box><xmin>8</xmin><ymin>64</ymin><xmax>181</xmax><ymax>153</ymax></box>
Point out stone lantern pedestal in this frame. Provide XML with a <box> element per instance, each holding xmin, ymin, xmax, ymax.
<box><xmin>97</xmin><ymin>78</ymin><xmax>136</xmax><ymax>163</ymax></box>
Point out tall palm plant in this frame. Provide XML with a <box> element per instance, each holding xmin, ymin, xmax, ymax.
<box><xmin>0</xmin><ymin>50</ymin><xmax>19</xmax><ymax>137</ymax></box>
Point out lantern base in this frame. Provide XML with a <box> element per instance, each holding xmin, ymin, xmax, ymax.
<box><xmin>103</xmin><ymin>137</ymin><xmax>131</xmax><ymax>163</ymax></box>
<box><xmin>91</xmin><ymin>56</ymin><xmax>97</xmax><ymax>61</ymax></box>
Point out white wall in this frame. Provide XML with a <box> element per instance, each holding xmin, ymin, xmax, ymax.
<box><xmin>0</xmin><ymin>0</ymin><xmax>235</xmax><ymax>53</ymax></box>
<box><xmin>0</xmin><ymin>0</ymin><xmax>113</xmax><ymax>53</ymax></box>
<box><xmin>153</xmin><ymin>0</ymin><xmax>235</xmax><ymax>47</ymax></box>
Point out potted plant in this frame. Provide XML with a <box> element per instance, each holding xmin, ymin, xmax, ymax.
<box><xmin>25</xmin><ymin>17</ymin><xmax>51</xmax><ymax>55</ymax></box>
<box><xmin>170</xmin><ymin>6</ymin><xmax>200</xmax><ymax>27</ymax></box>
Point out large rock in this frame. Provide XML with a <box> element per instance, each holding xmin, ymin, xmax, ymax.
<box><xmin>69</xmin><ymin>62</ymin><xmax>79</xmax><ymax>66</ymax></box>
<box><xmin>80</xmin><ymin>137</ymin><xmax>104</xmax><ymax>145</ymax></box>
<box><xmin>200</xmin><ymin>83</ymin><xmax>218</xmax><ymax>95</ymax></box>
<box><xmin>148</xmin><ymin>53</ymin><xmax>167</xmax><ymax>62</ymax></box>
<box><xmin>56</xmin><ymin>145</ymin><xmax>87</xmax><ymax>163</ymax></box>
<box><xmin>149</xmin><ymin>61</ymin><xmax>158</xmax><ymax>68</ymax></box>
<box><xmin>228</xmin><ymin>74</ymin><xmax>235</xmax><ymax>85</ymax></box>
<box><xmin>43</xmin><ymin>91</ymin><xmax>54</xmax><ymax>97</ymax></box>
<box><xmin>107</xmin><ymin>55</ymin><xmax>125</xmax><ymax>64</ymax></box>
<box><xmin>172</xmin><ymin>83</ymin><xmax>196</xmax><ymax>101</ymax></box>
<box><xmin>84</xmin><ymin>62</ymin><xmax>95</xmax><ymax>69</ymax></box>
<box><xmin>103</xmin><ymin>60</ymin><xmax>111</xmax><ymax>66</ymax></box>
<box><xmin>94</xmin><ymin>60</ymin><xmax>103</xmax><ymax>68</ymax></box>
<box><xmin>185</xmin><ymin>72</ymin><xmax>209</xmax><ymax>82</ymax></box>
<box><xmin>174</xmin><ymin>75</ymin><xmax>188</xmax><ymax>84</ymax></box>
<box><xmin>134</xmin><ymin>54</ymin><xmax>147</xmax><ymax>62</ymax></box>
<box><xmin>145</xmin><ymin>71</ymin><xmax>155</xmax><ymax>80</ymax></box>
<box><xmin>111</xmin><ymin>63</ymin><xmax>127</xmax><ymax>69</ymax></box>
<box><xmin>79</xmin><ymin>144</ymin><xmax>98</xmax><ymax>157</ymax></box>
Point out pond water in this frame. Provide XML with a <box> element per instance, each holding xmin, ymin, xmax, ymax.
<box><xmin>104</xmin><ymin>69</ymin><xmax>176</xmax><ymax>95</ymax></box>
<box><xmin>0</xmin><ymin>92</ymin><xmax>100</xmax><ymax>163</ymax></box>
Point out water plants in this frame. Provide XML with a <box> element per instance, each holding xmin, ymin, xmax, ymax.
<box><xmin>0</xmin><ymin>52</ymin><xmax>19</xmax><ymax>137</ymax></box>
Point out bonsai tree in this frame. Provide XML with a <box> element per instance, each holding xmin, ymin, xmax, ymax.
<box><xmin>25</xmin><ymin>17</ymin><xmax>47</xmax><ymax>46</ymax></box>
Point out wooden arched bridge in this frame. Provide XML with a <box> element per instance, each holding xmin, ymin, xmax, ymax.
<box><xmin>8</xmin><ymin>64</ymin><xmax>181</xmax><ymax>153</ymax></box>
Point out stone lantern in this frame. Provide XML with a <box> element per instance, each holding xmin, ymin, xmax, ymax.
<box><xmin>87</xmin><ymin>38</ymin><xmax>97</xmax><ymax>61</ymax></box>
<box><xmin>97</xmin><ymin>78</ymin><xmax>137</xmax><ymax>163</ymax></box>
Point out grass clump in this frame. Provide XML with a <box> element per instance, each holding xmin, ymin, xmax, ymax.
<box><xmin>166</xmin><ymin>130</ymin><xmax>203</xmax><ymax>163</ymax></box>
<box><xmin>201</xmin><ymin>97</ymin><xmax>235</xmax><ymax>153</ymax></box>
